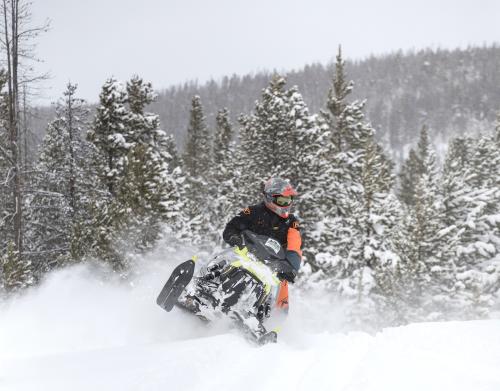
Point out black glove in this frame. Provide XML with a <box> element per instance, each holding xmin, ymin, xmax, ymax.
<box><xmin>227</xmin><ymin>234</ymin><xmax>243</xmax><ymax>248</ymax></box>
<box><xmin>276</xmin><ymin>261</ymin><xmax>297</xmax><ymax>283</ymax></box>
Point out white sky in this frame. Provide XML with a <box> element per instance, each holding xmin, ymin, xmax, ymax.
<box><xmin>31</xmin><ymin>0</ymin><xmax>500</xmax><ymax>104</ymax></box>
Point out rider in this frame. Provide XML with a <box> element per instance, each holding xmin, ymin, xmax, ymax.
<box><xmin>222</xmin><ymin>177</ymin><xmax>302</xmax><ymax>311</ymax></box>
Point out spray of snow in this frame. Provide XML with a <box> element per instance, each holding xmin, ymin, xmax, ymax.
<box><xmin>0</xmin><ymin>241</ymin><xmax>347</xmax><ymax>361</ymax></box>
<box><xmin>1</xmin><ymin>241</ymin><xmax>500</xmax><ymax>390</ymax></box>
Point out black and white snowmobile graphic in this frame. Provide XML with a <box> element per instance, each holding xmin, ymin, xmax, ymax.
<box><xmin>157</xmin><ymin>230</ymin><xmax>291</xmax><ymax>345</ymax></box>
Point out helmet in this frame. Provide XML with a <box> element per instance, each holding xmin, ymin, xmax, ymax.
<box><xmin>262</xmin><ymin>177</ymin><xmax>297</xmax><ymax>218</ymax></box>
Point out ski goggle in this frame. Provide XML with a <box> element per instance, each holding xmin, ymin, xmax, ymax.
<box><xmin>273</xmin><ymin>195</ymin><xmax>293</xmax><ymax>207</ymax></box>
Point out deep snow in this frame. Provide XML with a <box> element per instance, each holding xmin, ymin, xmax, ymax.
<box><xmin>1</xmin><ymin>253</ymin><xmax>500</xmax><ymax>391</ymax></box>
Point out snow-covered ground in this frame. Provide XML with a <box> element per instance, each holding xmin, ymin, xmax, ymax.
<box><xmin>1</xmin><ymin>254</ymin><xmax>500</xmax><ymax>391</ymax></box>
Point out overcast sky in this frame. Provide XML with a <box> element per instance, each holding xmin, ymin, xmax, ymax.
<box><xmin>31</xmin><ymin>0</ymin><xmax>499</xmax><ymax>104</ymax></box>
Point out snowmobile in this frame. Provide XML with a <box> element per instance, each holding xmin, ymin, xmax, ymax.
<box><xmin>156</xmin><ymin>230</ymin><xmax>293</xmax><ymax>345</ymax></box>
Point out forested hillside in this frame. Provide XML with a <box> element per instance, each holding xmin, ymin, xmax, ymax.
<box><xmin>28</xmin><ymin>45</ymin><xmax>500</xmax><ymax>164</ymax></box>
<box><xmin>149</xmin><ymin>45</ymin><xmax>500</xmax><ymax>161</ymax></box>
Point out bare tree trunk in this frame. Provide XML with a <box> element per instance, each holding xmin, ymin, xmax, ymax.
<box><xmin>67</xmin><ymin>85</ymin><xmax>76</xmax><ymax>216</ymax></box>
<box><xmin>2</xmin><ymin>0</ymin><xmax>22</xmax><ymax>257</ymax></box>
<box><xmin>22</xmin><ymin>84</ymin><xmax>28</xmax><ymax>167</ymax></box>
<box><xmin>12</xmin><ymin>0</ymin><xmax>23</xmax><ymax>256</ymax></box>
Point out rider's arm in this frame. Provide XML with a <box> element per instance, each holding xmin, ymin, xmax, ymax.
<box><xmin>285</xmin><ymin>220</ymin><xmax>302</xmax><ymax>271</ymax></box>
<box><xmin>222</xmin><ymin>207</ymin><xmax>252</xmax><ymax>245</ymax></box>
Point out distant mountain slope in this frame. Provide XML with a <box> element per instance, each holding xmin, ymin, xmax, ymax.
<box><xmin>150</xmin><ymin>45</ymin><xmax>500</xmax><ymax>159</ymax></box>
<box><xmin>31</xmin><ymin>45</ymin><xmax>500</xmax><ymax>160</ymax></box>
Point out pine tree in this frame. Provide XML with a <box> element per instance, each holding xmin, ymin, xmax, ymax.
<box><xmin>115</xmin><ymin>76</ymin><xmax>188</xmax><ymax>250</ymax></box>
<box><xmin>438</xmin><ymin>137</ymin><xmax>483</xmax><ymax>317</ymax></box>
<box><xmin>183</xmin><ymin>95</ymin><xmax>212</xmax><ymax>177</ymax></box>
<box><xmin>310</xmin><ymin>47</ymin><xmax>375</xmax><ymax>274</ymax></box>
<box><xmin>82</xmin><ymin>78</ymin><xmax>131</xmax><ymax>267</ymax></box>
<box><xmin>237</xmin><ymin>75</ymin><xmax>292</xmax><ymax>204</ymax></box>
<box><xmin>396</xmin><ymin>127</ymin><xmax>453</xmax><ymax>319</ymax></box>
<box><xmin>211</xmin><ymin>108</ymin><xmax>237</xmax><ymax>238</ymax></box>
<box><xmin>1</xmin><ymin>241</ymin><xmax>33</xmax><ymax>293</ymax></box>
<box><xmin>26</xmin><ymin>118</ymin><xmax>72</xmax><ymax>272</ymax></box>
<box><xmin>284</xmin><ymin>86</ymin><xmax>318</xmax><ymax>186</ymax></box>
<box><xmin>87</xmin><ymin>78</ymin><xmax>130</xmax><ymax>195</ymax></box>
<box><xmin>326</xmin><ymin>46</ymin><xmax>353</xmax><ymax>153</ymax></box>
<box><xmin>286</xmin><ymin>90</ymin><xmax>324</xmax><ymax>266</ymax></box>
<box><xmin>398</xmin><ymin>149</ymin><xmax>421</xmax><ymax>207</ymax></box>
<box><xmin>451</xmin><ymin>133</ymin><xmax>500</xmax><ymax>317</ymax></box>
<box><xmin>236</xmin><ymin>76</ymin><xmax>319</xmax><ymax>203</ymax></box>
<box><xmin>297</xmin><ymin>48</ymin><xmax>405</xmax><ymax>328</ymax></box>
<box><xmin>156</xmin><ymin>133</ymin><xmax>189</xmax><ymax>238</ymax></box>
<box><xmin>412</xmin><ymin>174</ymin><xmax>452</xmax><ymax>316</ymax></box>
<box><xmin>83</xmin><ymin>76</ymin><xmax>188</xmax><ymax>268</ymax></box>
<box><xmin>24</xmin><ymin>83</ymin><xmax>91</xmax><ymax>276</ymax></box>
<box><xmin>182</xmin><ymin>95</ymin><xmax>213</xmax><ymax>243</ymax></box>
<box><xmin>398</xmin><ymin>125</ymin><xmax>435</xmax><ymax>208</ymax></box>
<box><xmin>325</xmin><ymin>47</ymin><xmax>374</xmax><ymax>156</ymax></box>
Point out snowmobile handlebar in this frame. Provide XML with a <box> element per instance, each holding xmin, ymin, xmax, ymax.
<box><xmin>239</xmin><ymin>230</ymin><xmax>287</xmax><ymax>263</ymax></box>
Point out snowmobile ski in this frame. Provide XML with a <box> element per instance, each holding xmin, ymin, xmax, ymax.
<box><xmin>257</xmin><ymin>330</ymin><xmax>278</xmax><ymax>345</ymax></box>
<box><xmin>156</xmin><ymin>260</ymin><xmax>195</xmax><ymax>312</ymax></box>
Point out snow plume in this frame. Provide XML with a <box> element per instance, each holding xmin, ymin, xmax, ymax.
<box><xmin>2</xmin><ymin>242</ymin><xmax>500</xmax><ymax>391</ymax></box>
<box><xmin>0</xmin><ymin>241</ymin><xmax>218</xmax><ymax>360</ymax></box>
<box><xmin>0</xmin><ymin>239</ymin><xmax>352</xmax><ymax>361</ymax></box>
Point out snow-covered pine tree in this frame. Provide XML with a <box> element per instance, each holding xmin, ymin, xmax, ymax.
<box><xmin>213</xmin><ymin>108</ymin><xmax>233</xmax><ymax>174</ymax></box>
<box><xmin>450</xmin><ymin>132</ymin><xmax>500</xmax><ymax>317</ymax></box>
<box><xmin>300</xmin><ymin>48</ymin><xmax>406</xmax><ymax>328</ymax></box>
<box><xmin>438</xmin><ymin>136</ymin><xmax>487</xmax><ymax>317</ymax></box>
<box><xmin>285</xmin><ymin>89</ymin><xmax>324</xmax><ymax>268</ymax></box>
<box><xmin>1</xmin><ymin>241</ymin><xmax>33</xmax><ymax>293</ymax></box>
<box><xmin>182</xmin><ymin>95</ymin><xmax>213</xmax><ymax>244</ymax></box>
<box><xmin>326</xmin><ymin>47</ymin><xmax>353</xmax><ymax>153</ymax></box>
<box><xmin>24</xmin><ymin>83</ymin><xmax>91</xmax><ymax>276</ymax></box>
<box><xmin>398</xmin><ymin>149</ymin><xmax>421</xmax><ymax>207</ymax></box>
<box><xmin>210</xmin><ymin>108</ymin><xmax>237</xmax><ymax>239</ymax></box>
<box><xmin>440</xmin><ymin>137</ymin><xmax>474</xmax><ymax>246</ymax></box>
<box><xmin>87</xmin><ymin>78</ymin><xmax>130</xmax><ymax>196</ymax></box>
<box><xmin>155</xmin><ymin>131</ymin><xmax>189</xmax><ymax>239</ymax></box>
<box><xmin>81</xmin><ymin>78</ymin><xmax>133</xmax><ymax>267</ymax></box>
<box><xmin>398</xmin><ymin>125</ymin><xmax>434</xmax><ymax>208</ymax></box>
<box><xmin>357</xmin><ymin>138</ymin><xmax>403</xmax><ymax>325</ymax></box>
<box><xmin>84</xmin><ymin>76</ymin><xmax>189</xmax><ymax>269</ymax></box>
<box><xmin>311</xmin><ymin>47</ymin><xmax>374</xmax><ymax>276</ymax></box>
<box><xmin>409</xmin><ymin>173</ymin><xmax>451</xmax><ymax>319</ymax></box>
<box><xmin>183</xmin><ymin>95</ymin><xmax>212</xmax><ymax>177</ymax></box>
<box><xmin>398</xmin><ymin>130</ymin><xmax>457</xmax><ymax>320</ymax></box>
<box><xmin>237</xmin><ymin>75</ymin><xmax>295</xmax><ymax>205</ymax></box>
<box><xmin>284</xmin><ymin>86</ymin><xmax>318</xmax><ymax>187</ymax></box>
<box><xmin>26</xmin><ymin>119</ymin><xmax>71</xmax><ymax>272</ymax></box>
<box><xmin>236</xmin><ymin>76</ymin><xmax>319</xmax><ymax>204</ymax></box>
<box><xmin>113</xmin><ymin>76</ymin><xmax>188</xmax><ymax>251</ymax></box>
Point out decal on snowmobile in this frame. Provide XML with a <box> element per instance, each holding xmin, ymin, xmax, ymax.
<box><xmin>264</xmin><ymin>238</ymin><xmax>281</xmax><ymax>254</ymax></box>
